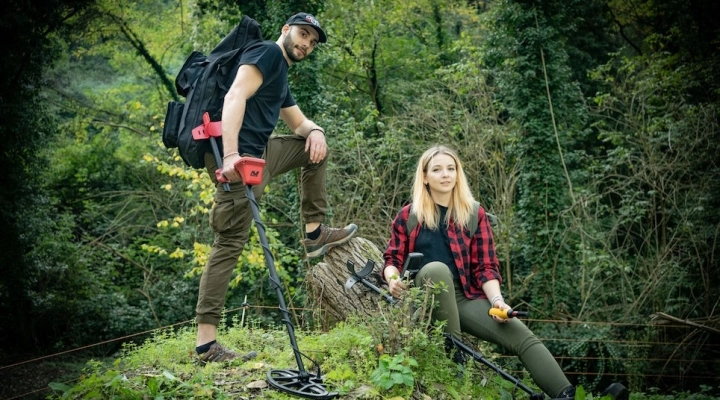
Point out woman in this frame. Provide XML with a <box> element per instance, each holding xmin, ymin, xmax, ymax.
<box><xmin>382</xmin><ymin>145</ymin><xmax>575</xmax><ymax>399</ymax></box>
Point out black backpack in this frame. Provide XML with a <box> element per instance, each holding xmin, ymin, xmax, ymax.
<box><xmin>162</xmin><ymin>15</ymin><xmax>264</xmax><ymax>169</ymax></box>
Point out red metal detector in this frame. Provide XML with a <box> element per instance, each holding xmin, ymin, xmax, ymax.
<box><xmin>234</xmin><ymin>156</ymin><xmax>338</xmax><ymax>400</ymax></box>
<box><xmin>199</xmin><ymin>115</ymin><xmax>334</xmax><ymax>397</ymax></box>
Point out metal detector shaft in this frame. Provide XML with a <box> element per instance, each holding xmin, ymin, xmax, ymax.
<box><xmin>346</xmin><ymin>260</ymin><xmax>397</xmax><ymax>305</ymax></box>
<box><xmin>445</xmin><ymin>334</ymin><xmax>544</xmax><ymax>399</ymax></box>
<box><xmin>361</xmin><ymin>278</ymin><xmax>397</xmax><ymax>305</ymax></box>
<box><xmin>245</xmin><ymin>185</ymin><xmax>304</xmax><ymax>371</ymax></box>
<box><xmin>237</xmin><ymin>156</ymin><xmax>335</xmax><ymax>399</ymax></box>
<box><xmin>244</xmin><ymin>183</ymin><xmax>337</xmax><ymax>399</ymax></box>
<box><xmin>209</xmin><ymin>137</ymin><xmax>230</xmax><ymax>192</ymax></box>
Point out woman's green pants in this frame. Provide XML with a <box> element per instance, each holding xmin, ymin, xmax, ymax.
<box><xmin>414</xmin><ymin>261</ymin><xmax>571</xmax><ymax>398</ymax></box>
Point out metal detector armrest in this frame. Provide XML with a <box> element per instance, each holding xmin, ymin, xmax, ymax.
<box><xmin>345</xmin><ymin>259</ymin><xmax>397</xmax><ymax>305</ymax></box>
<box><xmin>401</xmin><ymin>252</ymin><xmax>423</xmax><ymax>280</ymax></box>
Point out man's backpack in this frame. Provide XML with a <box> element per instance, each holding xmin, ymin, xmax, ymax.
<box><xmin>162</xmin><ymin>15</ymin><xmax>264</xmax><ymax>169</ymax></box>
<box><xmin>406</xmin><ymin>201</ymin><xmax>497</xmax><ymax>234</ymax></box>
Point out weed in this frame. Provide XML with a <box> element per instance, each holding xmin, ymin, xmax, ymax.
<box><xmin>370</xmin><ymin>353</ymin><xmax>418</xmax><ymax>391</ymax></box>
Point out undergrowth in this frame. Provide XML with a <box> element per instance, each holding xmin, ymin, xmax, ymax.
<box><xmin>46</xmin><ymin>286</ymin><xmax>719</xmax><ymax>400</ymax></box>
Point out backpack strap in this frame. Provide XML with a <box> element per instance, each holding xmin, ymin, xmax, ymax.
<box><xmin>406</xmin><ymin>205</ymin><xmax>419</xmax><ymax>234</ymax></box>
<box><xmin>486</xmin><ymin>210</ymin><xmax>498</xmax><ymax>228</ymax></box>
<box><xmin>406</xmin><ymin>201</ymin><xmax>495</xmax><ymax>234</ymax></box>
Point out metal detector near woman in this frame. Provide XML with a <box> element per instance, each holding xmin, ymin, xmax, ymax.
<box><xmin>347</xmin><ymin>252</ymin><xmax>547</xmax><ymax>400</ymax></box>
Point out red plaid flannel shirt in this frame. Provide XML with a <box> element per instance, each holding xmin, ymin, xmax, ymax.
<box><xmin>383</xmin><ymin>203</ymin><xmax>502</xmax><ymax>300</ymax></box>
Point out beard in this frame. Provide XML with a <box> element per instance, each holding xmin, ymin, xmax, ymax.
<box><xmin>282</xmin><ymin>32</ymin><xmax>305</xmax><ymax>63</ymax></box>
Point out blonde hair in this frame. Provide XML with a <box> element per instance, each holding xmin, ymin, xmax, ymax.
<box><xmin>411</xmin><ymin>145</ymin><xmax>476</xmax><ymax>230</ymax></box>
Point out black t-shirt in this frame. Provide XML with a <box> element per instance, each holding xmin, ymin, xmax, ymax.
<box><xmin>415</xmin><ymin>206</ymin><xmax>460</xmax><ymax>280</ymax></box>
<box><xmin>236</xmin><ymin>41</ymin><xmax>296</xmax><ymax>157</ymax></box>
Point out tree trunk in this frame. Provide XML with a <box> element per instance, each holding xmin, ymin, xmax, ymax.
<box><xmin>305</xmin><ymin>237</ymin><xmax>390</xmax><ymax>323</ymax></box>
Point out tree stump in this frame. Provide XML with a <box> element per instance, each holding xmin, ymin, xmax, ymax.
<box><xmin>306</xmin><ymin>237</ymin><xmax>390</xmax><ymax>323</ymax></box>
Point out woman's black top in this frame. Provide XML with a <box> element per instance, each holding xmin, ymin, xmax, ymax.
<box><xmin>414</xmin><ymin>205</ymin><xmax>460</xmax><ymax>280</ymax></box>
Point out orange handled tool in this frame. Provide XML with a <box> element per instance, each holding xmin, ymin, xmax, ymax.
<box><xmin>488</xmin><ymin>308</ymin><xmax>529</xmax><ymax>319</ymax></box>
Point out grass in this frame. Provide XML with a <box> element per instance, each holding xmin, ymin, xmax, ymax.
<box><xmin>44</xmin><ymin>292</ymin><xmax>720</xmax><ymax>400</ymax></box>
<box><xmin>45</xmin><ymin>324</ymin><xmax>516</xmax><ymax>399</ymax></box>
<box><xmin>43</xmin><ymin>296</ymin><xmax>530</xmax><ymax>400</ymax></box>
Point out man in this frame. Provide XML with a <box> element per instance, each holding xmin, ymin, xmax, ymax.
<box><xmin>195</xmin><ymin>12</ymin><xmax>358</xmax><ymax>363</ymax></box>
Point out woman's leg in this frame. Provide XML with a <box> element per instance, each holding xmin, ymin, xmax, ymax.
<box><xmin>413</xmin><ymin>262</ymin><xmax>461</xmax><ymax>337</ymax></box>
<box><xmin>455</xmin><ymin>293</ymin><xmax>571</xmax><ymax>398</ymax></box>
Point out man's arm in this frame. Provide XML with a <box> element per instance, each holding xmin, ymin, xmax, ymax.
<box><xmin>280</xmin><ymin>105</ymin><xmax>327</xmax><ymax>164</ymax></box>
<box><xmin>220</xmin><ymin>64</ymin><xmax>263</xmax><ymax>181</ymax></box>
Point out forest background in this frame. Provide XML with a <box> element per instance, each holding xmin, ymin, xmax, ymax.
<box><xmin>1</xmin><ymin>0</ymin><xmax>718</xmax><ymax>398</ymax></box>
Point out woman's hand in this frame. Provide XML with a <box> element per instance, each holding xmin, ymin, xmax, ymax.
<box><xmin>490</xmin><ymin>299</ymin><xmax>512</xmax><ymax>324</ymax></box>
<box><xmin>482</xmin><ymin>280</ymin><xmax>509</xmax><ymax>323</ymax></box>
<box><xmin>387</xmin><ymin>275</ymin><xmax>408</xmax><ymax>298</ymax></box>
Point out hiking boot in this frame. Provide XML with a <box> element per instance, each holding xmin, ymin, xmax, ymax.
<box><xmin>197</xmin><ymin>342</ymin><xmax>257</xmax><ymax>365</ymax></box>
<box><xmin>302</xmin><ymin>223</ymin><xmax>358</xmax><ymax>258</ymax></box>
<box><xmin>600</xmin><ymin>383</ymin><xmax>628</xmax><ymax>400</ymax></box>
<box><xmin>554</xmin><ymin>385</ymin><xmax>576</xmax><ymax>399</ymax></box>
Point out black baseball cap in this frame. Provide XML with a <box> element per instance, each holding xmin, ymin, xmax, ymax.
<box><xmin>286</xmin><ymin>12</ymin><xmax>327</xmax><ymax>43</ymax></box>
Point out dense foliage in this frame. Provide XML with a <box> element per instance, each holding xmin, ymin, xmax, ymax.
<box><xmin>1</xmin><ymin>0</ymin><xmax>718</xmax><ymax>397</ymax></box>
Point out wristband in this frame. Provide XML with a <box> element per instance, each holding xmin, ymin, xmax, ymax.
<box><xmin>309</xmin><ymin>128</ymin><xmax>325</xmax><ymax>135</ymax></box>
<box><xmin>490</xmin><ymin>295</ymin><xmax>504</xmax><ymax>307</ymax></box>
<box><xmin>223</xmin><ymin>152</ymin><xmax>239</xmax><ymax>160</ymax></box>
